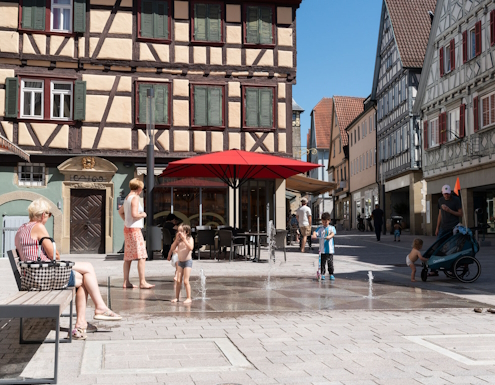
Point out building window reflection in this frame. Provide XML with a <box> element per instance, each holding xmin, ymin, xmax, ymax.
<box><xmin>153</xmin><ymin>178</ymin><xmax>228</xmax><ymax>228</ymax></box>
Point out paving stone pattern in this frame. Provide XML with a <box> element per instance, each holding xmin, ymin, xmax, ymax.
<box><xmin>2</xmin><ymin>231</ymin><xmax>495</xmax><ymax>384</ymax></box>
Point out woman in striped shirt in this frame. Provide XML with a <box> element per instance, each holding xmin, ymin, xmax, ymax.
<box><xmin>15</xmin><ymin>198</ymin><xmax>121</xmax><ymax>340</ymax></box>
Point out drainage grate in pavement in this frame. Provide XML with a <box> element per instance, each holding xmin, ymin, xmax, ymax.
<box><xmin>80</xmin><ymin>338</ymin><xmax>253</xmax><ymax>375</ymax></box>
<box><xmin>404</xmin><ymin>334</ymin><xmax>495</xmax><ymax>365</ymax></box>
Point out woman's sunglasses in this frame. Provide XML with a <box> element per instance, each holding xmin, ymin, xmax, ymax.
<box><xmin>44</xmin><ymin>212</ymin><xmax>52</xmax><ymax>218</ymax></box>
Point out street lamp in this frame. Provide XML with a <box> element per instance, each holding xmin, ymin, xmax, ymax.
<box><xmin>146</xmin><ymin>87</ymin><xmax>155</xmax><ymax>260</ymax></box>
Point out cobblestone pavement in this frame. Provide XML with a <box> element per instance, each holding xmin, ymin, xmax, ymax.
<box><xmin>2</xmin><ymin>231</ymin><xmax>495</xmax><ymax>385</ymax></box>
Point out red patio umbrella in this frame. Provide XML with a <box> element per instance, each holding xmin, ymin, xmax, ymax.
<box><xmin>159</xmin><ymin>149</ymin><xmax>321</xmax><ymax>226</ymax></box>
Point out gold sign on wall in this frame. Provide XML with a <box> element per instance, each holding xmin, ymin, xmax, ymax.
<box><xmin>82</xmin><ymin>157</ymin><xmax>96</xmax><ymax>170</ymax></box>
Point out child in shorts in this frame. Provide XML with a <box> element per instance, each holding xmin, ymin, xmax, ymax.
<box><xmin>167</xmin><ymin>224</ymin><xmax>194</xmax><ymax>303</ymax></box>
<box><xmin>313</xmin><ymin>212</ymin><xmax>336</xmax><ymax>280</ymax></box>
<box><xmin>406</xmin><ymin>238</ymin><xmax>427</xmax><ymax>282</ymax></box>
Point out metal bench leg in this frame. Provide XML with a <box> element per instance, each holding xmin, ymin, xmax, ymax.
<box><xmin>54</xmin><ymin>316</ymin><xmax>59</xmax><ymax>384</ymax></box>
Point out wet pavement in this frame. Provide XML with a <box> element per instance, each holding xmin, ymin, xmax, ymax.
<box><xmin>109</xmin><ymin>275</ymin><xmax>490</xmax><ymax>316</ymax></box>
<box><xmin>2</xmin><ymin>231</ymin><xmax>495</xmax><ymax>384</ymax></box>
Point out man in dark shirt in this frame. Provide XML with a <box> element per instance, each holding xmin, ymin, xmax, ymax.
<box><xmin>435</xmin><ymin>184</ymin><xmax>462</xmax><ymax>239</ymax></box>
<box><xmin>371</xmin><ymin>204</ymin><xmax>384</xmax><ymax>241</ymax></box>
<box><xmin>429</xmin><ymin>185</ymin><xmax>463</xmax><ymax>276</ymax></box>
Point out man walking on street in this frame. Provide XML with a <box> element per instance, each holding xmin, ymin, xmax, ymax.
<box><xmin>371</xmin><ymin>204</ymin><xmax>384</xmax><ymax>241</ymax></box>
<box><xmin>435</xmin><ymin>184</ymin><xmax>463</xmax><ymax>239</ymax></box>
<box><xmin>430</xmin><ymin>184</ymin><xmax>463</xmax><ymax>276</ymax></box>
<box><xmin>297</xmin><ymin>197</ymin><xmax>312</xmax><ymax>252</ymax></box>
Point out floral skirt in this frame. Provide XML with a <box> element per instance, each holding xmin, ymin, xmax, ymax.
<box><xmin>124</xmin><ymin>227</ymin><xmax>147</xmax><ymax>261</ymax></box>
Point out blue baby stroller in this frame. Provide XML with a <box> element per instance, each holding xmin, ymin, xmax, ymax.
<box><xmin>421</xmin><ymin>226</ymin><xmax>480</xmax><ymax>283</ymax></box>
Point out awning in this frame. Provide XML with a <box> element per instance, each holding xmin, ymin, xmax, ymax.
<box><xmin>0</xmin><ymin>134</ymin><xmax>30</xmax><ymax>162</ymax></box>
<box><xmin>286</xmin><ymin>174</ymin><xmax>337</xmax><ymax>195</ymax></box>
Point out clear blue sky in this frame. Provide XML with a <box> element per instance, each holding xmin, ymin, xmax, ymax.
<box><xmin>293</xmin><ymin>0</ymin><xmax>382</xmax><ymax>152</ymax></box>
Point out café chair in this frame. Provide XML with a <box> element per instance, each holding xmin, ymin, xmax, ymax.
<box><xmin>274</xmin><ymin>229</ymin><xmax>288</xmax><ymax>262</ymax></box>
<box><xmin>218</xmin><ymin>230</ymin><xmax>246</xmax><ymax>262</ymax></box>
<box><xmin>195</xmin><ymin>229</ymin><xmax>216</xmax><ymax>260</ymax></box>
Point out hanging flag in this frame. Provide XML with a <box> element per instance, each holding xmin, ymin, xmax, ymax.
<box><xmin>454</xmin><ymin>177</ymin><xmax>461</xmax><ymax>196</ymax></box>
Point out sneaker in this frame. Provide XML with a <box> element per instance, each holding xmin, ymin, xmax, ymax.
<box><xmin>321</xmin><ymin>275</ymin><xmax>325</xmax><ymax>280</ymax></box>
<box><xmin>329</xmin><ymin>275</ymin><xmax>335</xmax><ymax>280</ymax></box>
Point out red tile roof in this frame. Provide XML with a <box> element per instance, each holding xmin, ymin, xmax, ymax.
<box><xmin>333</xmin><ymin>96</ymin><xmax>365</xmax><ymax>146</ymax></box>
<box><xmin>386</xmin><ymin>0</ymin><xmax>436</xmax><ymax>68</ymax></box>
<box><xmin>311</xmin><ymin>98</ymin><xmax>333</xmax><ymax>149</ymax></box>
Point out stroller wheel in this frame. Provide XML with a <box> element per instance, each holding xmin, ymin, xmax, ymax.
<box><xmin>453</xmin><ymin>256</ymin><xmax>481</xmax><ymax>283</ymax></box>
<box><xmin>421</xmin><ymin>268</ymin><xmax>428</xmax><ymax>282</ymax></box>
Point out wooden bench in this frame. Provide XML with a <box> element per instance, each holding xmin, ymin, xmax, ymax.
<box><xmin>0</xmin><ymin>249</ymin><xmax>74</xmax><ymax>384</ymax></box>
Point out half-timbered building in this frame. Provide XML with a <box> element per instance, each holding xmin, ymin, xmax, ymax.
<box><xmin>347</xmin><ymin>96</ymin><xmax>378</xmax><ymax>230</ymax></box>
<box><xmin>307</xmin><ymin>97</ymin><xmax>332</xmax><ymax>220</ymax></box>
<box><xmin>414</xmin><ymin>0</ymin><xmax>495</xmax><ymax>236</ymax></box>
<box><xmin>329</xmin><ymin>95</ymin><xmax>364</xmax><ymax>230</ymax></box>
<box><xmin>0</xmin><ymin>0</ymin><xmax>302</xmax><ymax>255</ymax></box>
<box><xmin>371</xmin><ymin>0</ymin><xmax>435</xmax><ymax>234</ymax></box>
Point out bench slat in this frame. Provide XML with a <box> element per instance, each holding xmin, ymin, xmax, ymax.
<box><xmin>0</xmin><ymin>291</ymin><xmax>28</xmax><ymax>305</ymax></box>
<box><xmin>8</xmin><ymin>291</ymin><xmax>58</xmax><ymax>306</ymax></box>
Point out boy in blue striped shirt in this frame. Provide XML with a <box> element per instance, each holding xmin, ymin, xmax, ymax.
<box><xmin>313</xmin><ymin>212</ymin><xmax>336</xmax><ymax>280</ymax></box>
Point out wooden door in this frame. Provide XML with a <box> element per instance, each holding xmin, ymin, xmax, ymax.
<box><xmin>70</xmin><ymin>189</ymin><xmax>105</xmax><ymax>254</ymax></box>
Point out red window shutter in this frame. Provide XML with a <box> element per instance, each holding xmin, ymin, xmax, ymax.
<box><xmin>438</xmin><ymin>114</ymin><xmax>442</xmax><ymax>144</ymax></box>
<box><xmin>442</xmin><ymin>112</ymin><xmax>448</xmax><ymax>143</ymax></box>
<box><xmin>475</xmin><ymin>20</ymin><xmax>482</xmax><ymax>56</ymax></box>
<box><xmin>450</xmin><ymin>39</ymin><xmax>455</xmax><ymax>70</ymax></box>
<box><xmin>460</xmin><ymin>104</ymin><xmax>465</xmax><ymax>138</ymax></box>
<box><xmin>474</xmin><ymin>96</ymin><xmax>479</xmax><ymax>131</ymax></box>
<box><xmin>438</xmin><ymin>114</ymin><xmax>443</xmax><ymax>144</ymax></box>
<box><xmin>491</xmin><ymin>10</ymin><xmax>495</xmax><ymax>46</ymax></box>
<box><xmin>439</xmin><ymin>47</ymin><xmax>444</xmax><ymax>77</ymax></box>
<box><xmin>423</xmin><ymin>120</ymin><xmax>428</xmax><ymax>149</ymax></box>
<box><xmin>462</xmin><ymin>30</ymin><xmax>468</xmax><ymax>63</ymax></box>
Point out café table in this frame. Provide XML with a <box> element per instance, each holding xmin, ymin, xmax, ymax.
<box><xmin>237</xmin><ymin>232</ymin><xmax>267</xmax><ymax>262</ymax></box>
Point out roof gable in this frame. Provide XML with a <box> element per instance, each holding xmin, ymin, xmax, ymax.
<box><xmin>311</xmin><ymin>98</ymin><xmax>333</xmax><ymax>149</ymax></box>
<box><xmin>333</xmin><ymin>96</ymin><xmax>365</xmax><ymax>145</ymax></box>
<box><xmin>386</xmin><ymin>0</ymin><xmax>436</xmax><ymax>68</ymax></box>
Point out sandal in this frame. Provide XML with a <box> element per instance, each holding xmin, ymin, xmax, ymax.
<box><xmin>86</xmin><ymin>322</ymin><xmax>98</xmax><ymax>333</ymax></box>
<box><xmin>474</xmin><ymin>308</ymin><xmax>484</xmax><ymax>313</ymax></box>
<box><xmin>487</xmin><ymin>308</ymin><xmax>495</xmax><ymax>314</ymax></box>
<box><xmin>94</xmin><ymin>310</ymin><xmax>122</xmax><ymax>321</ymax></box>
<box><xmin>71</xmin><ymin>327</ymin><xmax>87</xmax><ymax>340</ymax></box>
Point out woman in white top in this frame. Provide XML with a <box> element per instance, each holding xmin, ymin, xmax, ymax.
<box><xmin>118</xmin><ymin>178</ymin><xmax>155</xmax><ymax>289</ymax></box>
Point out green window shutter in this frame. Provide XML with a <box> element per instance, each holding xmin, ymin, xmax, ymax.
<box><xmin>208</xmin><ymin>87</ymin><xmax>222</xmax><ymax>126</ymax></box>
<box><xmin>22</xmin><ymin>0</ymin><xmax>35</xmax><ymax>29</ymax></box>
<box><xmin>163</xmin><ymin>84</ymin><xmax>168</xmax><ymax>124</ymax></box>
<box><xmin>33</xmin><ymin>0</ymin><xmax>46</xmax><ymax>30</ymax></box>
<box><xmin>5</xmin><ymin>77</ymin><xmax>19</xmax><ymax>118</ymax></box>
<box><xmin>138</xmin><ymin>84</ymin><xmax>151</xmax><ymax>124</ymax></box>
<box><xmin>259</xmin><ymin>7</ymin><xmax>272</xmax><ymax>45</ymax></box>
<box><xmin>154</xmin><ymin>85</ymin><xmax>164</xmax><ymax>124</ymax></box>
<box><xmin>194</xmin><ymin>86</ymin><xmax>208</xmax><ymax>126</ymax></box>
<box><xmin>73</xmin><ymin>81</ymin><xmax>86</xmax><ymax>121</ymax></box>
<box><xmin>140</xmin><ymin>0</ymin><xmax>153</xmax><ymax>38</ymax></box>
<box><xmin>246</xmin><ymin>6</ymin><xmax>259</xmax><ymax>44</ymax></box>
<box><xmin>194</xmin><ymin>3</ymin><xmax>207</xmax><ymax>41</ymax></box>
<box><xmin>153</xmin><ymin>1</ymin><xmax>168</xmax><ymax>39</ymax></box>
<box><xmin>73</xmin><ymin>0</ymin><xmax>86</xmax><ymax>33</ymax></box>
<box><xmin>245</xmin><ymin>88</ymin><xmax>259</xmax><ymax>127</ymax></box>
<box><xmin>259</xmin><ymin>88</ymin><xmax>273</xmax><ymax>128</ymax></box>
<box><xmin>207</xmin><ymin>4</ymin><xmax>221</xmax><ymax>42</ymax></box>
<box><xmin>22</xmin><ymin>0</ymin><xmax>45</xmax><ymax>30</ymax></box>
